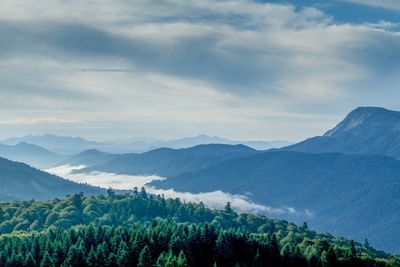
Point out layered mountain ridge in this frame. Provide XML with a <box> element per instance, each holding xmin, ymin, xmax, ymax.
<box><xmin>285</xmin><ymin>107</ymin><xmax>400</xmax><ymax>159</ymax></box>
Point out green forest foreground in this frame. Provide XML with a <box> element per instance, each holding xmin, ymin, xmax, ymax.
<box><xmin>0</xmin><ymin>188</ymin><xmax>398</xmax><ymax>267</ymax></box>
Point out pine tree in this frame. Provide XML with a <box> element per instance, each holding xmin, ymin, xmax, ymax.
<box><xmin>350</xmin><ymin>240</ymin><xmax>357</xmax><ymax>257</ymax></box>
<box><xmin>138</xmin><ymin>245</ymin><xmax>153</xmax><ymax>267</ymax></box>
<box><xmin>86</xmin><ymin>247</ymin><xmax>97</xmax><ymax>267</ymax></box>
<box><xmin>52</xmin><ymin>242</ymin><xmax>65</xmax><ymax>267</ymax></box>
<box><xmin>364</xmin><ymin>238</ymin><xmax>370</xmax><ymax>249</ymax></box>
<box><xmin>156</xmin><ymin>251</ymin><xmax>168</xmax><ymax>267</ymax></box>
<box><xmin>177</xmin><ymin>250</ymin><xmax>189</xmax><ymax>267</ymax></box>
<box><xmin>40</xmin><ymin>252</ymin><xmax>55</xmax><ymax>267</ymax></box>
<box><xmin>116</xmin><ymin>241</ymin><xmax>128</xmax><ymax>267</ymax></box>
<box><xmin>326</xmin><ymin>247</ymin><xmax>337</xmax><ymax>267</ymax></box>
<box><xmin>140</xmin><ymin>187</ymin><xmax>148</xmax><ymax>199</ymax></box>
<box><xmin>270</xmin><ymin>234</ymin><xmax>281</xmax><ymax>267</ymax></box>
<box><xmin>107</xmin><ymin>253</ymin><xmax>118</xmax><ymax>267</ymax></box>
<box><xmin>224</xmin><ymin>202</ymin><xmax>233</xmax><ymax>213</ymax></box>
<box><xmin>215</xmin><ymin>233</ymin><xmax>234</xmax><ymax>267</ymax></box>
<box><xmin>8</xmin><ymin>252</ymin><xmax>24</xmax><ymax>267</ymax></box>
<box><xmin>252</xmin><ymin>249</ymin><xmax>262</xmax><ymax>267</ymax></box>
<box><xmin>309</xmin><ymin>256</ymin><xmax>321</xmax><ymax>267</ymax></box>
<box><xmin>107</xmin><ymin>188</ymin><xmax>116</xmax><ymax>199</ymax></box>
<box><xmin>85</xmin><ymin>225</ymin><xmax>96</xmax><ymax>250</ymax></box>
<box><xmin>0</xmin><ymin>252</ymin><xmax>7</xmax><ymax>267</ymax></box>
<box><xmin>31</xmin><ymin>238</ymin><xmax>41</xmax><ymax>262</ymax></box>
<box><xmin>63</xmin><ymin>245</ymin><xmax>86</xmax><ymax>267</ymax></box>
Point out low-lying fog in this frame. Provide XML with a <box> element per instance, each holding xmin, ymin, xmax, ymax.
<box><xmin>46</xmin><ymin>165</ymin><xmax>312</xmax><ymax>219</ymax></box>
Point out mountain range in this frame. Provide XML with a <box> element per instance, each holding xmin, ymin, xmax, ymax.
<box><xmin>58</xmin><ymin>106</ymin><xmax>400</xmax><ymax>253</ymax></box>
<box><xmin>1</xmin><ymin>106</ymin><xmax>400</xmax><ymax>253</ymax></box>
<box><xmin>1</xmin><ymin>133</ymin><xmax>290</xmax><ymax>155</ymax></box>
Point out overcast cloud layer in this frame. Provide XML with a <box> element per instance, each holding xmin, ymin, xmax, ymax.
<box><xmin>0</xmin><ymin>0</ymin><xmax>399</xmax><ymax>141</ymax></box>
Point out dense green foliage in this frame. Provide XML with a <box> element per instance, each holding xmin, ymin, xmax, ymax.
<box><xmin>0</xmin><ymin>189</ymin><xmax>398</xmax><ymax>266</ymax></box>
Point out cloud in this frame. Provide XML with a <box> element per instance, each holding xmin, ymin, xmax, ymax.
<box><xmin>343</xmin><ymin>0</ymin><xmax>400</xmax><ymax>12</ymax></box>
<box><xmin>46</xmin><ymin>164</ymin><xmax>313</xmax><ymax>217</ymax></box>
<box><xmin>0</xmin><ymin>0</ymin><xmax>399</xmax><ymax>141</ymax></box>
<box><xmin>0</xmin><ymin>118</ymin><xmax>82</xmax><ymax>126</ymax></box>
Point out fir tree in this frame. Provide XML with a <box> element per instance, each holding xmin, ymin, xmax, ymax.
<box><xmin>40</xmin><ymin>252</ymin><xmax>55</xmax><ymax>267</ymax></box>
<box><xmin>138</xmin><ymin>245</ymin><xmax>153</xmax><ymax>267</ymax></box>
<box><xmin>177</xmin><ymin>250</ymin><xmax>189</xmax><ymax>267</ymax></box>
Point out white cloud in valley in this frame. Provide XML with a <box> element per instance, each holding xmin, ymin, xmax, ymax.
<box><xmin>46</xmin><ymin>164</ymin><xmax>313</xmax><ymax>217</ymax></box>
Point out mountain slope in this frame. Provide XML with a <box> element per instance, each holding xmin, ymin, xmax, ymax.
<box><xmin>284</xmin><ymin>107</ymin><xmax>400</xmax><ymax>159</ymax></box>
<box><xmin>76</xmin><ymin>144</ymin><xmax>258</xmax><ymax>177</ymax></box>
<box><xmin>0</xmin><ymin>142</ymin><xmax>67</xmax><ymax>169</ymax></box>
<box><xmin>0</xmin><ymin>157</ymin><xmax>103</xmax><ymax>200</ymax></box>
<box><xmin>59</xmin><ymin>149</ymin><xmax>115</xmax><ymax>167</ymax></box>
<box><xmin>151</xmin><ymin>150</ymin><xmax>400</xmax><ymax>253</ymax></box>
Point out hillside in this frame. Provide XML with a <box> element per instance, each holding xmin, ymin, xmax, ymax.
<box><xmin>0</xmin><ymin>142</ymin><xmax>67</xmax><ymax>169</ymax></box>
<box><xmin>151</xmin><ymin>150</ymin><xmax>400</xmax><ymax>253</ymax></box>
<box><xmin>76</xmin><ymin>144</ymin><xmax>258</xmax><ymax>177</ymax></box>
<box><xmin>0</xmin><ymin>157</ymin><xmax>103</xmax><ymax>200</ymax></box>
<box><xmin>0</xmin><ymin>191</ymin><xmax>395</xmax><ymax>267</ymax></box>
<box><xmin>284</xmin><ymin>107</ymin><xmax>400</xmax><ymax>159</ymax></box>
<box><xmin>59</xmin><ymin>149</ymin><xmax>115</xmax><ymax>167</ymax></box>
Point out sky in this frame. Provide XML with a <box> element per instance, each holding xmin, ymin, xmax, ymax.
<box><xmin>0</xmin><ymin>0</ymin><xmax>399</xmax><ymax>142</ymax></box>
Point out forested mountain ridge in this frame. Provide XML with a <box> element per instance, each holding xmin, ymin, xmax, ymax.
<box><xmin>74</xmin><ymin>144</ymin><xmax>257</xmax><ymax>177</ymax></box>
<box><xmin>284</xmin><ymin>107</ymin><xmax>400</xmax><ymax>159</ymax></box>
<box><xmin>0</xmin><ymin>190</ymin><xmax>397</xmax><ymax>267</ymax></box>
<box><xmin>0</xmin><ymin>156</ymin><xmax>104</xmax><ymax>200</ymax></box>
<box><xmin>151</xmin><ymin>150</ymin><xmax>400</xmax><ymax>253</ymax></box>
<box><xmin>59</xmin><ymin>149</ymin><xmax>115</xmax><ymax>167</ymax></box>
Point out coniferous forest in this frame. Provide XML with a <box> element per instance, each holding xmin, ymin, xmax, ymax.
<box><xmin>0</xmin><ymin>188</ymin><xmax>398</xmax><ymax>267</ymax></box>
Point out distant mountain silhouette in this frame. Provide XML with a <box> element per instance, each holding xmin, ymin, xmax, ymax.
<box><xmin>284</xmin><ymin>107</ymin><xmax>400</xmax><ymax>159</ymax></box>
<box><xmin>2</xmin><ymin>134</ymin><xmax>104</xmax><ymax>155</ymax></box>
<box><xmin>3</xmin><ymin>133</ymin><xmax>292</xmax><ymax>155</ymax></box>
<box><xmin>0</xmin><ymin>157</ymin><xmax>103</xmax><ymax>200</ymax></box>
<box><xmin>0</xmin><ymin>142</ymin><xmax>67</xmax><ymax>169</ymax></box>
<box><xmin>149</xmin><ymin>134</ymin><xmax>291</xmax><ymax>150</ymax></box>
